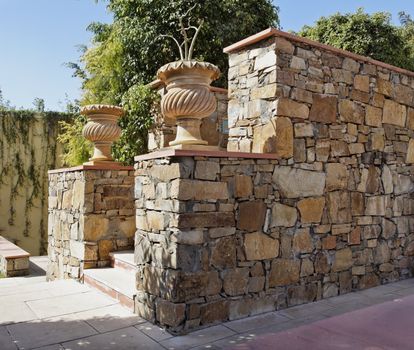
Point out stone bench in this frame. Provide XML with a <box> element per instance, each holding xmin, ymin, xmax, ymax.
<box><xmin>0</xmin><ymin>236</ymin><xmax>30</xmax><ymax>277</ymax></box>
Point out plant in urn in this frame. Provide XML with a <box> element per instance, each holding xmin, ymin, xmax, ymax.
<box><xmin>80</xmin><ymin>104</ymin><xmax>124</xmax><ymax>165</ymax></box>
<box><xmin>157</xmin><ymin>9</ymin><xmax>220</xmax><ymax>149</ymax></box>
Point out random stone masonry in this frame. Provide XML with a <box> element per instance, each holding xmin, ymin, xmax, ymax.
<box><xmin>47</xmin><ymin>167</ymin><xmax>135</xmax><ymax>280</ymax></box>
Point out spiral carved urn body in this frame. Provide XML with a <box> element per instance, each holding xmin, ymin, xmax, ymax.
<box><xmin>157</xmin><ymin>60</ymin><xmax>220</xmax><ymax>148</ymax></box>
<box><xmin>80</xmin><ymin>105</ymin><xmax>123</xmax><ymax>164</ymax></box>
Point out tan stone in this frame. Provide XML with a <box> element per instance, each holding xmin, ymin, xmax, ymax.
<box><xmin>177</xmin><ymin>212</ymin><xmax>235</xmax><ymax>229</ymax></box>
<box><xmin>222</xmin><ymin>268</ymin><xmax>249</xmax><ymax>296</ymax></box>
<box><xmin>252</xmin><ymin>117</ymin><xmax>293</xmax><ymax>158</ymax></box>
<box><xmin>244</xmin><ymin>232</ymin><xmax>279</xmax><ymax>260</ymax></box>
<box><xmin>348</xmin><ymin>227</ymin><xmax>361</xmax><ymax>245</ymax></box>
<box><xmin>343</xmin><ymin>57</ymin><xmax>360</xmax><ymax>72</ymax></box>
<box><xmin>147</xmin><ymin>211</ymin><xmax>167</xmax><ymax>231</ymax></box>
<box><xmin>326</xmin><ymin>163</ymin><xmax>348</xmax><ymax>191</ymax></box>
<box><xmin>170</xmin><ymin>179</ymin><xmax>228</xmax><ymax>200</ymax></box>
<box><xmin>365</xmin><ymin>106</ymin><xmax>382</xmax><ymax>127</ymax></box>
<box><xmin>351</xmin><ymin>192</ymin><xmax>365</xmax><ymax>216</ymax></box>
<box><xmin>195</xmin><ymin>161</ymin><xmax>220</xmax><ymax>181</ymax></box>
<box><xmin>365</xmin><ymin>196</ymin><xmax>386</xmax><ymax>216</ymax></box>
<box><xmin>156</xmin><ymin>299</ymin><xmax>185</xmax><ymax>327</ymax></box>
<box><xmin>332</xmin><ymin>69</ymin><xmax>353</xmax><ymax>84</ymax></box>
<box><xmin>406</xmin><ymin>139</ymin><xmax>414</xmax><ymax>164</ymax></box>
<box><xmin>98</xmin><ymin>239</ymin><xmax>113</xmax><ymax>260</ymax></box>
<box><xmin>297</xmin><ymin>197</ymin><xmax>325</xmax><ymax>223</ymax></box>
<box><xmin>237</xmin><ymin>200</ymin><xmax>266</xmax><ymax>232</ymax></box>
<box><xmin>210</xmin><ymin>236</ymin><xmax>236</xmax><ymax>269</ymax></box>
<box><xmin>332</xmin><ymin>248</ymin><xmax>353</xmax><ymax>272</ymax></box>
<box><xmin>292</xmin><ymin>228</ymin><xmax>313</xmax><ymax>254</ymax></box>
<box><xmin>300</xmin><ymin>258</ymin><xmax>314</xmax><ymax>277</ymax></box>
<box><xmin>271</xmin><ymin>203</ymin><xmax>297</xmax><ymax>227</ymax></box>
<box><xmin>354</xmin><ymin>75</ymin><xmax>369</xmax><ymax>92</ymax></box>
<box><xmin>407</xmin><ymin>108</ymin><xmax>414</xmax><ymax>130</ymax></box>
<box><xmin>328</xmin><ymin>191</ymin><xmax>351</xmax><ymax>224</ymax></box>
<box><xmin>273</xmin><ymin>166</ymin><xmax>326</xmax><ymax>198</ymax></box>
<box><xmin>275</xmin><ymin>97</ymin><xmax>309</xmax><ymax>119</ymax></box>
<box><xmin>200</xmin><ymin>300</ymin><xmax>229</xmax><ymax>325</ymax></box>
<box><xmin>339</xmin><ymin>100</ymin><xmax>364</xmax><ymax>124</ymax></box>
<box><xmin>309</xmin><ymin>95</ymin><xmax>337</xmax><ymax>123</ymax></box>
<box><xmin>322</xmin><ymin>235</ymin><xmax>336</xmax><ymax>250</ymax></box>
<box><xmin>376</xmin><ymin>78</ymin><xmax>392</xmax><ymax>96</ymax></box>
<box><xmin>269</xmin><ymin>259</ymin><xmax>300</xmax><ymax>287</ymax></box>
<box><xmin>370</xmin><ymin>133</ymin><xmax>385</xmax><ymax>151</ymax></box>
<box><xmin>275</xmin><ymin>37</ymin><xmax>294</xmax><ymax>54</ymax></box>
<box><xmin>251</xmin><ymin>84</ymin><xmax>277</xmax><ymax>99</ymax></box>
<box><xmin>84</xmin><ymin>215</ymin><xmax>109</xmax><ymax>241</ymax></box>
<box><xmin>383</xmin><ymin>99</ymin><xmax>406</xmax><ymax>127</ymax></box>
<box><xmin>234</xmin><ymin>175</ymin><xmax>253</xmax><ymax>198</ymax></box>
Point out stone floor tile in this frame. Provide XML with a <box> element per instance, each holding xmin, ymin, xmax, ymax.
<box><xmin>391</xmin><ymin>286</ymin><xmax>414</xmax><ymax>297</ymax></box>
<box><xmin>61</xmin><ymin>326</ymin><xmax>164</xmax><ymax>350</ymax></box>
<box><xmin>0</xmin><ymin>326</ymin><xmax>18</xmax><ymax>350</ymax></box>
<box><xmin>27</xmin><ymin>291</ymin><xmax>117</xmax><ymax>319</ymax></box>
<box><xmin>224</xmin><ymin>312</ymin><xmax>290</xmax><ymax>333</ymax></box>
<box><xmin>160</xmin><ymin>325</ymin><xmax>236</xmax><ymax>350</ymax></box>
<box><xmin>135</xmin><ymin>322</ymin><xmax>173</xmax><ymax>342</ymax></box>
<box><xmin>74</xmin><ymin>304</ymin><xmax>145</xmax><ymax>333</ymax></box>
<box><xmin>31</xmin><ymin>344</ymin><xmax>64</xmax><ymax>350</ymax></box>
<box><xmin>277</xmin><ymin>300</ymin><xmax>334</xmax><ymax>320</ymax></box>
<box><xmin>0</xmin><ymin>301</ymin><xmax>39</xmax><ymax>325</ymax></box>
<box><xmin>7</xmin><ymin>314</ymin><xmax>97</xmax><ymax>349</ymax></box>
<box><xmin>319</xmin><ymin>301</ymin><xmax>372</xmax><ymax>317</ymax></box>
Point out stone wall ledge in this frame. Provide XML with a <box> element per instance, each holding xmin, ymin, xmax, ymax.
<box><xmin>48</xmin><ymin>164</ymin><xmax>134</xmax><ymax>174</ymax></box>
<box><xmin>223</xmin><ymin>27</ymin><xmax>414</xmax><ymax>78</ymax></box>
<box><xmin>134</xmin><ymin>149</ymin><xmax>280</xmax><ymax>162</ymax></box>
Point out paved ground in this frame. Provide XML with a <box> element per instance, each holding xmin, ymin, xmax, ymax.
<box><xmin>1</xmin><ymin>257</ymin><xmax>413</xmax><ymax>349</ymax></box>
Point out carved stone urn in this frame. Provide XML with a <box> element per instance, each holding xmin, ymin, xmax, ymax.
<box><xmin>157</xmin><ymin>60</ymin><xmax>220</xmax><ymax>149</ymax></box>
<box><xmin>80</xmin><ymin>104</ymin><xmax>123</xmax><ymax>165</ymax></box>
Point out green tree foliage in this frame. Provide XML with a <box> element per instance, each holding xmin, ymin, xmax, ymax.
<box><xmin>64</xmin><ymin>0</ymin><xmax>279</xmax><ymax>165</ymax></box>
<box><xmin>298</xmin><ymin>9</ymin><xmax>414</xmax><ymax>71</ymax></box>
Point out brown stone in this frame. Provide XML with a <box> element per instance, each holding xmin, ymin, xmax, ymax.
<box><xmin>359</xmin><ymin>274</ymin><xmax>380</xmax><ymax>289</ymax></box>
<box><xmin>269</xmin><ymin>259</ymin><xmax>300</xmax><ymax>287</ymax></box>
<box><xmin>275</xmin><ymin>97</ymin><xmax>309</xmax><ymax>119</ymax></box>
<box><xmin>322</xmin><ymin>235</ymin><xmax>336</xmax><ymax>250</ymax></box>
<box><xmin>315</xmin><ymin>252</ymin><xmax>330</xmax><ymax>274</ymax></box>
<box><xmin>84</xmin><ymin>215</ymin><xmax>109</xmax><ymax>241</ymax></box>
<box><xmin>348</xmin><ymin>227</ymin><xmax>361</xmax><ymax>245</ymax></box>
<box><xmin>200</xmin><ymin>300</ymin><xmax>229</xmax><ymax>325</ymax></box>
<box><xmin>365</xmin><ymin>106</ymin><xmax>382</xmax><ymax>127</ymax></box>
<box><xmin>237</xmin><ymin>200</ymin><xmax>266</xmax><ymax>232</ymax></box>
<box><xmin>206</xmin><ymin>271</ymin><xmax>222</xmax><ymax>295</ymax></box>
<box><xmin>297</xmin><ymin>197</ymin><xmax>325</xmax><ymax>223</ymax></box>
<box><xmin>394</xmin><ymin>84</ymin><xmax>414</xmax><ymax>105</ymax></box>
<box><xmin>328</xmin><ymin>191</ymin><xmax>351</xmax><ymax>224</ymax></box>
<box><xmin>354</xmin><ymin>75</ymin><xmax>369</xmax><ymax>92</ymax></box>
<box><xmin>156</xmin><ymin>299</ymin><xmax>185</xmax><ymax>327</ymax></box>
<box><xmin>326</xmin><ymin>163</ymin><xmax>348</xmax><ymax>191</ymax></box>
<box><xmin>365</xmin><ymin>196</ymin><xmax>386</xmax><ymax>216</ymax></box>
<box><xmin>332</xmin><ymin>248</ymin><xmax>353</xmax><ymax>272</ymax></box>
<box><xmin>406</xmin><ymin>139</ymin><xmax>414</xmax><ymax>164</ymax></box>
<box><xmin>271</xmin><ymin>203</ymin><xmax>297</xmax><ymax>227</ymax></box>
<box><xmin>407</xmin><ymin>107</ymin><xmax>414</xmax><ymax>130</ymax></box>
<box><xmin>309</xmin><ymin>95</ymin><xmax>337</xmax><ymax>123</ymax></box>
<box><xmin>383</xmin><ymin>99</ymin><xmax>406</xmax><ymax>127</ymax></box>
<box><xmin>370</xmin><ymin>133</ymin><xmax>385</xmax><ymax>151</ymax></box>
<box><xmin>244</xmin><ymin>232</ymin><xmax>279</xmax><ymax>260</ymax></box>
<box><xmin>330</xmin><ymin>140</ymin><xmax>349</xmax><ymax>157</ymax></box>
<box><xmin>170</xmin><ymin>179</ymin><xmax>228</xmax><ymax>200</ymax></box>
<box><xmin>376</xmin><ymin>78</ymin><xmax>392</xmax><ymax>96</ymax></box>
<box><xmin>300</xmin><ymin>258</ymin><xmax>314</xmax><ymax>276</ymax></box>
<box><xmin>146</xmin><ymin>211</ymin><xmax>167</xmax><ymax>231</ymax></box>
<box><xmin>98</xmin><ymin>240</ymin><xmax>113</xmax><ymax>260</ymax></box>
<box><xmin>177</xmin><ymin>212</ymin><xmax>235</xmax><ymax>229</ymax></box>
<box><xmin>222</xmin><ymin>268</ymin><xmax>249</xmax><ymax>296</ymax></box>
<box><xmin>332</xmin><ymin>69</ymin><xmax>353</xmax><ymax>84</ymax></box>
<box><xmin>366</xmin><ymin>165</ymin><xmax>380</xmax><ymax>194</ymax></box>
<box><xmin>235</xmin><ymin>175</ymin><xmax>253</xmax><ymax>198</ymax></box>
<box><xmin>339</xmin><ymin>100</ymin><xmax>365</xmax><ymax>124</ymax></box>
<box><xmin>292</xmin><ymin>228</ymin><xmax>313</xmax><ymax>254</ymax></box>
<box><xmin>294</xmin><ymin>139</ymin><xmax>306</xmax><ymax>162</ymax></box>
<box><xmin>210</xmin><ymin>236</ymin><xmax>236</xmax><ymax>270</ymax></box>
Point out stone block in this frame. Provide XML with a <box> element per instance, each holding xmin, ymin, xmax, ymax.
<box><xmin>272</xmin><ymin>166</ymin><xmax>326</xmax><ymax>198</ymax></box>
<box><xmin>383</xmin><ymin>100</ymin><xmax>406</xmax><ymax>127</ymax></box>
<box><xmin>365</xmin><ymin>106</ymin><xmax>382</xmax><ymax>127</ymax></box>
<box><xmin>177</xmin><ymin>212</ymin><xmax>235</xmax><ymax>229</ymax></box>
<box><xmin>156</xmin><ymin>299</ymin><xmax>185</xmax><ymax>327</ymax></box>
<box><xmin>354</xmin><ymin>75</ymin><xmax>370</xmax><ymax>92</ymax></box>
<box><xmin>237</xmin><ymin>200</ymin><xmax>266</xmax><ymax>232</ymax></box>
<box><xmin>332</xmin><ymin>248</ymin><xmax>353</xmax><ymax>272</ymax></box>
<box><xmin>294</xmin><ymin>123</ymin><xmax>313</xmax><ymax>137</ymax></box>
<box><xmin>297</xmin><ymin>197</ymin><xmax>325</xmax><ymax>223</ymax></box>
<box><xmin>244</xmin><ymin>232</ymin><xmax>279</xmax><ymax>260</ymax></box>
<box><xmin>293</xmin><ymin>228</ymin><xmax>313</xmax><ymax>254</ymax></box>
<box><xmin>274</xmin><ymin>98</ymin><xmax>309</xmax><ymax>119</ymax></box>
<box><xmin>328</xmin><ymin>191</ymin><xmax>351</xmax><ymax>224</ymax></box>
<box><xmin>194</xmin><ymin>161</ymin><xmax>220</xmax><ymax>181</ymax></box>
<box><xmin>170</xmin><ymin>179</ymin><xmax>228</xmax><ymax>201</ymax></box>
<box><xmin>326</xmin><ymin>163</ymin><xmax>348</xmax><ymax>191</ymax></box>
<box><xmin>365</xmin><ymin>196</ymin><xmax>386</xmax><ymax>216</ymax></box>
<box><xmin>200</xmin><ymin>300</ymin><xmax>229</xmax><ymax>325</ymax></box>
<box><xmin>222</xmin><ymin>268</ymin><xmax>249</xmax><ymax>296</ymax></box>
<box><xmin>271</xmin><ymin>202</ymin><xmax>297</xmax><ymax>227</ymax></box>
<box><xmin>254</xmin><ymin>50</ymin><xmax>276</xmax><ymax>71</ymax></box>
<box><xmin>210</xmin><ymin>236</ymin><xmax>237</xmax><ymax>269</ymax></box>
<box><xmin>309</xmin><ymin>95</ymin><xmax>337</xmax><ymax>123</ymax></box>
<box><xmin>234</xmin><ymin>175</ymin><xmax>253</xmax><ymax>198</ymax></box>
<box><xmin>406</xmin><ymin>139</ymin><xmax>414</xmax><ymax>164</ymax></box>
<box><xmin>339</xmin><ymin>100</ymin><xmax>364</xmax><ymax>124</ymax></box>
<box><xmin>83</xmin><ymin>215</ymin><xmax>109</xmax><ymax>241</ymax></box>
<box><xmin>269</xmin><ymin>259</ymin><xmax>300</xmax><ymax>287</ymax></box>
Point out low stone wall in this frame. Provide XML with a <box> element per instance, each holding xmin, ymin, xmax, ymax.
<box><xmin>47</xmin><ymin>165</ymin><xmax>135</xmax><ymax>280</ymax></box>
<box><xmin>147</xmin><ymin>81</ymin><xmax>229</xmax><ymax>151</ymax></box>
<box><xmin>133</xmin><ymin>150</ymin><xmax>414</xmax><ymax>334</ymax></box>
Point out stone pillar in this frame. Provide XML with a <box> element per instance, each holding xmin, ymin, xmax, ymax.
<box><xmin>47</xmin><ymin>165</ymin><xmax>135</xmax><ymax>280</ymax></box>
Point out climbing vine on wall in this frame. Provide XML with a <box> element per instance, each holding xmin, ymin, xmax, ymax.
<box><xmin>0</xmin><ymin>110</ymin><xmax>72</xmax><ymax>254</ymax></box>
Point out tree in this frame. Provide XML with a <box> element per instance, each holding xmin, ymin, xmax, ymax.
<box><xmin>64</xmin><ymin>0</ymin><xmax>279</xmax><ymax>165</ymax></box>
<box><xmin>298</xmin><ymin>8</ymin><xmax>414</xmax><ymax>72</ymax></box>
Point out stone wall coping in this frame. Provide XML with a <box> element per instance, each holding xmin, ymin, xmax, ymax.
<box><xmin>0</xmin><ymin>236</ymin><xmax>30</xmax><ymax>259</ymax></box>
<box><xmin>223</xmin><ymin>27</ymin><xmax>414</xmax><ymax>78</ymax></box>
<box><xmin>147</xmin><ymin>79</ymin><xmax>228</xmax><ymax>94</ymax></box>
<box><xmin>48</xmin><ymin>164</ymin><xmax>134</xmax><ymax>174</ymax></box>
<box><xmin>134</xmin><ymin>149</ymin><xmax>280</xmax><ymax>161</ymax></box>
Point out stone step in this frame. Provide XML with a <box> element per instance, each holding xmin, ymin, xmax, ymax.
<box><xmin>83</xmin><ymin>268</ymin><xmax>135</xmax><ymax>310</ymax></box>
<box><xmin>0</xmin><ymin>236</ymin><xmax>30</xmax><ymax>277</ymax></box>
<box><xmin>109</xmin><ymin>250</ymin><xmax>135</xmax><ymax>273</ymax></box>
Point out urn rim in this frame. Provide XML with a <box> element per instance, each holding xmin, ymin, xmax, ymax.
<box><xmin>80</xmin><ymin>104</ymin><xmax>124</xmax><ymax>117</ymax></box>
<box><xmin>157</xmin><ymin>60</ymin><xmax>220</xmax><ymax>82</ymax></box>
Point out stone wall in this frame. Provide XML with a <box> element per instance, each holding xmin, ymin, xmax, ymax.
<box><xmin>134</xmin><ymin>151</ymin><xmax>414</xmax><ymax>334</ymax></box>
<box><xmin>47</xmin><ymin>166</ymin><xmax>135</xmax><ymax>280</ymax></box>
<box><xmin>133</xmin><ymin>28</ymin><xmax>414</xmax><ymax>334</ymax></box>
<box><xmin>147</xmin><ymin>81</ymin><xmax>229</xmax><ymax>151</ymax></box>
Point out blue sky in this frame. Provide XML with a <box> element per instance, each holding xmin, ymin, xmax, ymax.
<box><xmin>0</xmin><ymin>0</ymin><xmax>413</xmax><ymax>111</ymax></box>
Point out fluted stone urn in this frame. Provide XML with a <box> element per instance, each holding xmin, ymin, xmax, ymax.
<box><xmin>80</xmin><ymin>104</ymin><xmax>123</xmax><ymax>165</ymax></box>
<box><xmin>157</xmin><ymin>60</ymin><xmax>220</xmax><ymax>149</ymax></box>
